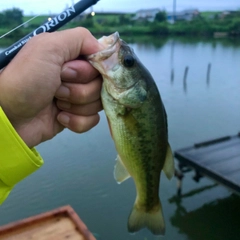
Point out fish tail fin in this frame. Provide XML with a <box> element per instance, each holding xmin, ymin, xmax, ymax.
<box><xmin>127</xmin><ymin>200</ymin><xmax>165</xmax><ymax>235</ymax></box>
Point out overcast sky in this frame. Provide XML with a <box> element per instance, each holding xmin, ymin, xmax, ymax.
<box><xmin>0</xmin><ymin>0</ymin><xmax>240</xmax><ymax>15</ymax></box>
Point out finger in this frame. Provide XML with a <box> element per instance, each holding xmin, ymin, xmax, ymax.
<box><xmin>55</xmin><ymin>76</ymin><xmax>102</xmax><ymax>104</ymax></box>
<box><xmin>61</xmin><ymin>60</ymin><xmax>100</xmax><ymax>84</ymax></box>
<box><xmin>57</xmin><ymin>99</ymin><xmax>102</xmax><ymax>116</ymax></box>
<box><xmin>57</xmin><ymin>112</ymin><xmax>100</xmax><ymax>133</ymax></box>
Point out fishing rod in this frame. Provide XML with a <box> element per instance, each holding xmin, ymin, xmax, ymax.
<box><xmin>0</xmin><ymin>0</ymin><xmax>100</xmax><ymax>70</ymax></box>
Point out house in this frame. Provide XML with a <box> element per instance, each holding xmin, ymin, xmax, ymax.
<box><xmin>167</xmin><ymin>9</ymin><xmax>200</xmax><ymax>23</ymax></box>
<box><xmin>218</xmin><ymin>10</ymin><xmax>239</xmax><ymax>19</ymax></box>
<box><xmin>133</xmin><ymin>8</ymin><xmax>160</xmax><ymax>22</ymax></box>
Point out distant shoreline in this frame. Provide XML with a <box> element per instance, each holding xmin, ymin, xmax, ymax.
<box><xmin>1</xmin><ymin>10</ymin><xmax>240</xmax><ymax>46</ymax></box>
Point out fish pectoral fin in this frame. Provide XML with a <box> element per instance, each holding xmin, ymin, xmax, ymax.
<box><xmin>163</xmin><ymin>144</ymin><xmax>175</xmax><ymax>180</ymax></box>
<box><xmin>114</xmin><ymin>155</ymin><xmax>131</xmax><ymax>184</ymax></box>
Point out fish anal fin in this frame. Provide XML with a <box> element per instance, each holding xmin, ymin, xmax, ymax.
<box><xmin>163</xmin><ymin>143</ymin><xmax>175</xmax><ymax>180</ymax></box>
<box><xmin>114</xmin><ymin>155</ymin><xmax>131</xmax><ymax>184</ymax></box>
<box><xmin>128</xmin><ymin>200</ymin><xmax>165</xmax><ymax>235</ymax></box>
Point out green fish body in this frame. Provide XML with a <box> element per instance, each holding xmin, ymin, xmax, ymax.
<box><xmin>87</xmin><ymin>32</ymin><xmax>174</xmax><ymax>235</ymax></box>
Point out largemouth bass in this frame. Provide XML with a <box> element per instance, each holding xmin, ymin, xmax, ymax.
<box><xmin>87</xmin><ymin>32</ymin><xmax>174</xmax><ymax>235</ymax></box>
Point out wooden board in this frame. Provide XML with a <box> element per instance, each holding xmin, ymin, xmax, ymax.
<box><xmin>0</xmin><ymin>205</ymin><xmax>96</xmax><ymax>240</ymax></box>
<box><xmin>174</xmin><ymin>133</ymin><xmax>240</xmax><ymax>194</ymax></box>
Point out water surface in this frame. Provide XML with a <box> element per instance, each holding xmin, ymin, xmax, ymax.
<box><xmin>0</xmin><ymin>36</ymin><xmax>240</xmax><ymax>240</ymax></box>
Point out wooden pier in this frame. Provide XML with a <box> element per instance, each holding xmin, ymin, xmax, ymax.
<box><xmin>174</xmin><ymin>133</ymin><xmax>240</xmax><ymax>195</ymax></box>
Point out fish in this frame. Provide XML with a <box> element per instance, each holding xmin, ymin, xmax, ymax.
<box><xmin>87</xmin><ymin>32</ymin><xmax>174</xmax><ymax>235</ymax></box>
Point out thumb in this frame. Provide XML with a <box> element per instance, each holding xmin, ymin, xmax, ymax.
<box><xmin>48</xmin><ymin>27</ymin><xmax>102</xmax><ymax>63</ymax></box>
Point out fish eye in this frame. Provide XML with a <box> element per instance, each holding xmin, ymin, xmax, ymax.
<box><xmin>123</xmin><ymin>54</ymin><xmax>135</xmax><ymax>68</ymax></box>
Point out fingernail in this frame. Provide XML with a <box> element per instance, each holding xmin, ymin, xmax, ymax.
<box><xmin>58</xmin><ymin>114</ymin><xmax>70</xmax><ymax>125</ymax></box>
<box><xmin>56</xmin><ymin>86</ymin><xmax>70</xmax><ymax>98</ymax></box>
<box><xmin>62</xmin><ymin>67</ymin><xmax>78</xmax><ymax>79</ymax></box>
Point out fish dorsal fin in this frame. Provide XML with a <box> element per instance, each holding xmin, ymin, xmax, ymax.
<box><xmin>114</xmin><ymin>155</ymin><xmax>131</xmax><ymax>184</ymax></box>
<box><xmin>163</xmin><ymin>144</ymin><xmax>175</xmax><ymax>180</ymax></box>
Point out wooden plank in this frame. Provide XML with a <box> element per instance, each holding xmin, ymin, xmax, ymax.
<box><xmin>0</xmin><ymin>205</ymin><xmax>96</xmax><ymax>240</ymax></box>
<box><xmin>188</xmin><ymin>143</ymin><xmax>240</xmax><ymax>165</ymax></box>
<box><xmin>177</xmin><ymin>136</ymin><xmax>240</xmax><ymax>157</ymax></box>
<box><xmin>206</xmin><ymin>155</ymin><xmax>240</xmax><ymax>175</ymax></box>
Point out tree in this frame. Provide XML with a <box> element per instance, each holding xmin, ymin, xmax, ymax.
<box><xmin>0</xmin><ymin>8</ymin><xmax>23</xmax><ymax>28</ymax></box>
<box><xmin>0</xmin><ymin>13</ymin><xmax>5</xmax><ymax>26</ymax></box>
<box><xmin>119</xmin><ymin>14</ymin><xmax>132</xmax><ymax>25</ymax></box>
<box><xmin>155</xmin><ymin>11</ymin><xmax>167</xmax><ymax>23</ymax></box>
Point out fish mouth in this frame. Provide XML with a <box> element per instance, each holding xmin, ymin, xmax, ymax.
<box><xmin>87</xmin><ymin>32</ymin><xmax>121</xmax><ymax>73</ymax></box>
<box><xmin>87</xmin><ymin>32</ymin><xmax>120</xmax><ymax>60</ymax></box>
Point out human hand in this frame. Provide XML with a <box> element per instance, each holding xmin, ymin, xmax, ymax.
<box><xmin>0</xmin><ymin>28</ymin><xmax>103</xmax><ymax>148</ymax></box>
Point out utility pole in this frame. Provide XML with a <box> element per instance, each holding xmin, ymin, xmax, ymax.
<box><xmin>173</xmin><ymin>0</ymin><xmax>176</xmax><ymax>23</ymax></box>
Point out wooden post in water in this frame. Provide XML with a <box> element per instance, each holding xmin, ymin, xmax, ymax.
<box><xmin>171</xmin><ymin>68</ymin><xmax>174</xmax><ymax>83</ymax></box>
<box><xmin>170</xmin><ymin>39</ymin><xmax>175</xmax><ymax>84</ymax></box>
<box><xmin>183</xmin><ymin>66</ymin><xmax>189</xmax><ymax>93</ymax></box>
<box><xmin>207</xmin><ymin>63</ymin><xmax>211</xmax><ymax>86</ymax></box>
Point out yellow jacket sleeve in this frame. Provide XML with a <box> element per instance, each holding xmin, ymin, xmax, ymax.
<box><xmin>0</xmin><ymin>107</ymin><xmax>44</xmax><ymax>205</ymax></box>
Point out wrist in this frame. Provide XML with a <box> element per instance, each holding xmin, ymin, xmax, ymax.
<box><xmin>0</xmin><ymin>107</ymin><xmax>36</xmax><ymax>148</ymax></box>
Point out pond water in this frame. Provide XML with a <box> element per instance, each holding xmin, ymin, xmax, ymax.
<box><xmin>0</xmin><ymin>36</ymin><xmax>240</xmax><ymax>240</ymax></box>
